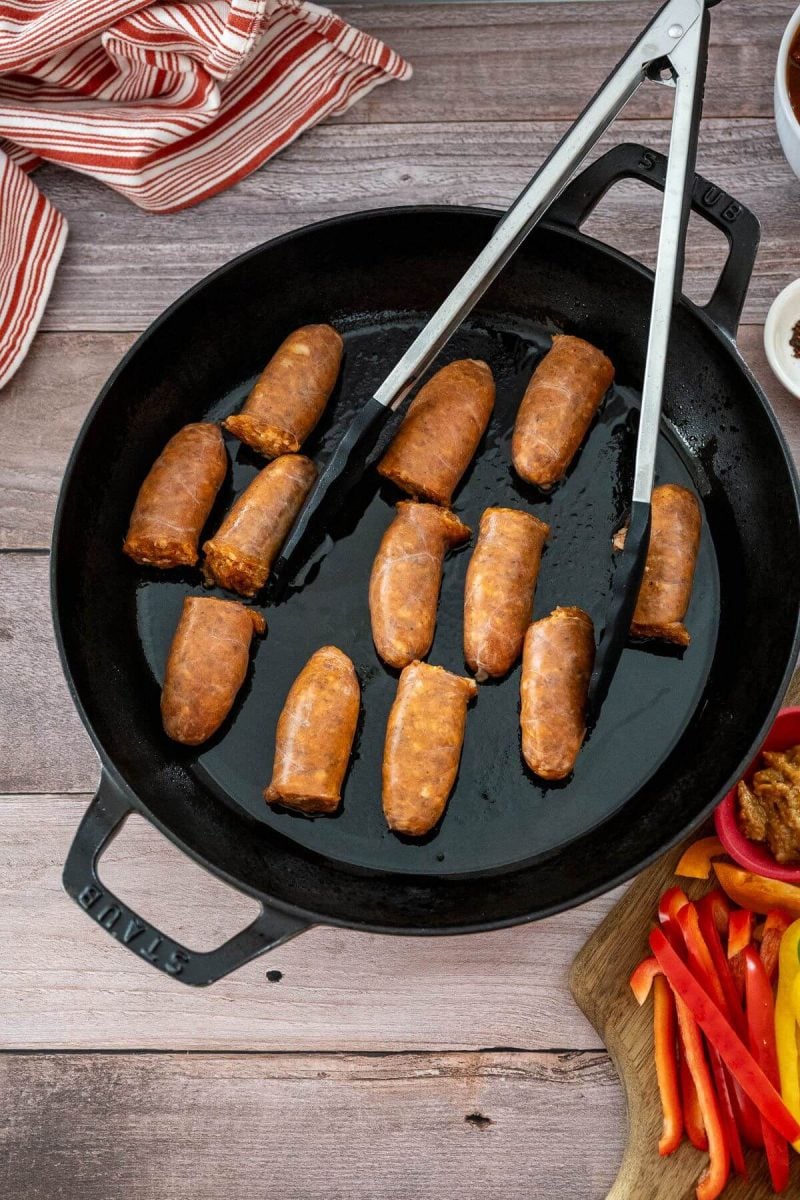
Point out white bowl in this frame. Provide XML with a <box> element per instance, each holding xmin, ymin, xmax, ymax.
<box><xmin>775</xmin><ymin>4</ymin><xmax>800</xmax><ymax>179</ymax></box>
<box><xmin>764</xmin><ymin>278</ymin><xmax>800</xmax><ymax>399</ymax></box>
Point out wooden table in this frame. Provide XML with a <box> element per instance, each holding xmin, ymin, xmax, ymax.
<box><xmin>2</xmin><ymin>3</ymin><xmax>799</xmax><ymax>1195</ymax></box>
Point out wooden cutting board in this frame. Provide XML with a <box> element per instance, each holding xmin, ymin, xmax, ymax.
<box><xmin>569</xmin><ymin>674</ymin><xmax>800</xmax><ymax>1199</ymax></box>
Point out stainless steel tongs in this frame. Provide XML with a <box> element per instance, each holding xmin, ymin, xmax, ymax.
<box><xmin>272</xmin><ymin>0</ymin><xmax>721</xmax><ymax>716</ymax></box>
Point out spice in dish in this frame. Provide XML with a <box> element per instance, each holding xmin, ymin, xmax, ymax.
<box><xmin>790</xmin><ymin>319</ymin><xmax>800</xmax><ymax>359</ymax></box>
<box><xmin>737</xmin><ymin>744</ymin><xmax>800</xmax><ymax>864</ymax></box>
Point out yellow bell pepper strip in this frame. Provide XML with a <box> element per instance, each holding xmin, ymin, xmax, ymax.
<box><xmin>760</xmin><ymin>910</ymin><xmax>793</xmax><ymax>985</ymax></box>
<box><xmin>728</xmin><ymin>909</ymin><xmax>754</xmax><ymax>959</ymax></box>
<box><xmin>713</xmin><ymin>863</ymin><xmax>800</xmax><ymax>921</ymax></box>
<box><xmin>676</xmin><ymin>837</ymin><xmax>727</xmax><ymax>880</ymax></box>
<box><xmin>744</xmin><ymin>946</ymin><xmax>790</xmax><ymax>1192</ymax></box>
<box><xmin>653</xmin><ymin>975</ymin><xmax>684</xmax><ymax>1156</ymax></box>
<box><xmin>775</xmin><ymin>919</ymin><xmax>800</xmax><ymax>1154</ymax></box>
<box><xmin>650</xmin><ymin>927</ymin><xmax>800</xmax><ymax>1144</ymax></box>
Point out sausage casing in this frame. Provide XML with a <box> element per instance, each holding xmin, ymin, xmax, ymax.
<box><xmin>463</xmin><ymin>506</ymin><xmax>550</xmax><ymax>680</ymax></box>
<box><xmin>382</xmin><ymin>661</ymin><xmax>478</xmax><ymax>836</ymax></box>
<box><xmin>377</xmin><ymin>359</ymin><xmax>495</xmax><ymax>504</ymax></box>
<box><xmin>202</xmin><ymin>455</ymin><xmax>317</xmax><ymax>597</ymax></box>
<box><xmin>161</xmin><ymin>596</ymin><xmax>265</xmax><ymax>745</ymax></box>
<box><xmin>265</xmin><ymin>646</ymin><xmax>360</xmax><ymax>815</ymax></box>
<box><xmin>520</xmin><ymin>606</ymin><xmax>594</xmax><ymax>781</ymax></box>
<box><xmin>613</xmin><ymin>483</ymin><xmax>701</xmax><ymax>646</ymax></box>
<box><xmin>123</xmin><ymin>423</ymin><xmax>227</xmax><ymax>568</ymax></box>
<box><xmin>511</xmin><ymin>335</ymin><xmax>614</xmax><ymax>488</ymax></box>
<box><xmin>223</xmin><ymin>324</ymin><xmax>343</xmax><ymax>458</ymax></box>
<box><xmin>369</xmin><ymin>501</ymin><xmax>471</xmax><ymax>669</ymax></box>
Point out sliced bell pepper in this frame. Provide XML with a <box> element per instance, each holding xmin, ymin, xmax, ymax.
<box><xmin>700</xmin><ymin>888</ymin><xmax>731</xmax><ymax>939</ymax></box>
<box><xmin>714</xmin><ymin>863</ymin><xmax>800</xmax><ymax>921</ymax></box>
<box><xmin>630</xmin><ymin>955</ymin><xmax>661</xmax><ymax>1007</ymax></box>
<box><xmin>680</xmin><ymin>1032</ymin><xmax>709</xmax><ymax>1151</ymax></box>
<box><xmin>694</xmin><ymin>897</ymin><xmax>762</xmax><ymax>1151</ymax></box>
<box><xmin>675</xmin><ymin>837</ymin><xmax>726</xmax><ymax>880</ymax></box>
<box><xmin>760</xmin><ymin>910</ymin><xmax>793</xmax><ymax>985</ymax></box>
<box><xmin>675</xmin><ymin>903</ymin><xmax>747</xmax><ymax>1171</ymax></box>
<box><xmin>674</xmin><ymin>993</ymin><xmax>730</xmax><ymax>1200</ymax></box>
<box><xmin>649</xmin><ymin>927</ymin><xmax>800</xmax><ymax>1144</ymax></box>
<box><xmin>660</xmin><ymin>886</ymin><xmax>690</xmax><ymax>927</ymax></box>
<box><xmin>744</xmin><ymin>946</ymin><xmax>790</xmax><ymax>1192</ymax></box>
<box><xmin>775</xmin><ymin>919</ymin><xmax>800</xmax><ymax>1154</ymax></box>
<box><xmin>728</xmin><ymin>908</ymin><xmax>754</xmax><ymax>959</ymax></box>
<box><xmin>653</xmin><ymin>974</ymin><xmax>683</xmax><ymax>1156</ymax></box>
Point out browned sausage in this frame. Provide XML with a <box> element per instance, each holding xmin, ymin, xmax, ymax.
<box><xmin>369</xmin><ymin>501</ymin><xmax>471</xmax><ymax>669</ymax></box>
<box><xmin>613</xmin><ymin>483</ymin><xmax>701</xmax><ymax>646</ymax></box>
<box><xmin>223</xmin><ymin>324</ymin><xmax>343</xmax><ymax>458</ymax></box>
<box><xmin>377</xmin><ymin>359</ymin><xmax>495</xmax><ymax>505</ymax></box>
<box><xmin>511</xmin><ymin>335</ymin><xmax>614</xmax><ymax>488</ymax></box>
<box><xmin>382</xmin><ymin>661</ymin><xmax>478</xmax><ymax>836</ymax></box>
<box><xmin>463</xmin><ymin>507</ymin><xmax>550</xmax><ymax>680</ymax></box>
<box><xmin>520</xmin><ymin>606</ymin><xmax>594</xmax><ymax>781</ymax></box>
<box><xmin>161</xmin><ymin>596</ymin><xmax>265</xmax><ymax>745</ymax></box>
<box><xmin>265</xmin><ymin>646</ymin><xmax>360</xmax><ymax>815</ymax></box>
<box><xmin>202</xmin><ymin>455</ymin><xmax>317</xmax><ymax>597</ymax></box>
<box><xmin>123</xmin><ymin>423</ymin><xmax>227</xmax><ymax>568</ymax></box>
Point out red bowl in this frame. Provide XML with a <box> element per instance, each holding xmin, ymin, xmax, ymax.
<box><xmin>715</xmin><ymin>706</ymin><xmax>800</xmax><ymax>883</ymax></box>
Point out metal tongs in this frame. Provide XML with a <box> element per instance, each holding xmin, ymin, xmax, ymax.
<box><xmin>272</xmin><ymin>0</ymin><xmax>720</xmax><ymax>717</ymax></box>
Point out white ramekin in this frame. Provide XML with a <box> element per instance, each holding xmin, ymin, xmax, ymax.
<box><xmin>775</xmin><ymin>4</ymin><xmax>800</xmax><ymax>179</ymax></box>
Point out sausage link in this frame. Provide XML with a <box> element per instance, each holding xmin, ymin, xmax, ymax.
<box><xmin>377</xmin><ymin>359</ymin><xmax>495</xmax><ymax>504</ymax></box>
<box><xmin>202</xmin><ymin>455</ymin><xmax>317</xmax><ymax>597</ymax></box>
<box><xmin>265</xmin><ymin>646</ymin><xmax>360</xmax><ymax>815</ymax></box>
<box><xmin>369</xmin><ymin>501</ymin><xmax>471</xmax><ymax>669</ymax></box>
<box><xmin>123</xmin><ymin>423</ymin><xmax>227</xmax><ymax>568</ymax></box>
<box><xmin>223</xmin><ymin>324</ymin><xmax>343</xmax><ymax>458</ymax></box>
<box><xmin>382</xmin><ymin>661</ymin><xmax>478</xmax><ymax>836</ymax></box>
<box><xmin>161</xmin><ymin>596</ymin><xmax>265</xmax><ymax>745</ymax></box>
<box><xmin>613</xmin><ymin>483</ymin><xmax>701</xmax><ymax>646</ymax></box>
<box><xmin>511</xmin><ymin>335</ymin><xmax>614</xmax><ymax>488</ymax></box>
<box><xmin>464</xmin><ymin>506</ymin><xmax>550</xmax><ymax>680</ymax></box>
<box><xmin>520</xmin><ymin>606</ymin><xmax>594</xmax><ymax>781</ymax></box>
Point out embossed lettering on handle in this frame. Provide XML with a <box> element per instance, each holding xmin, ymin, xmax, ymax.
<box><xmin>63</xmin><ymin>774</ymin><xmax>309</xmax><ymax>986</ymax></box>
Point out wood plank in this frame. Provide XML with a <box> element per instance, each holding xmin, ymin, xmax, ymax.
<box><xmin>35</xmin><ymin>117</ymin><xmax>794</xmax><ymax>331</ymax></box>
<box><xmin>0</xmin><ymin>793</ymin><xmax>622</xmax><ymax>1050</ymax></box>
<box><xmin>2</xmin><ymin>324</ymin><xmax>793</xmax><ymax>550</ymax></box>
<box><xmin>0</xmin><ymin>1050</ymin><xmax>624</xmax><ymax>1200</ymax></box>
<box><xmin>336</xmin><ymin>1</ymin><xmax>781</xmax><ymax>124</ymax></box>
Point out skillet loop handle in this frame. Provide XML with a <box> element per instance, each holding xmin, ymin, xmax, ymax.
<box><xmin>63</xmin><ymin>774</ymin><xmax>309</xmax><ymax>986</ymax></box>
<box><xmin>548</xmin><ymin>142</ymin><xmax>760</xmax><ymax>341</ymax></box>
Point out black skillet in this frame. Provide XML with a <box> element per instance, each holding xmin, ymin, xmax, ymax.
<box><xmin>54</xmin><ymin>145</ymin><xmax>800</xmax><ymax>985</ymax></box>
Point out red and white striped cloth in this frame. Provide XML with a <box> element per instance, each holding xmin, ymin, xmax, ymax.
<box><xmin>0</xmin><ymin>0</ymin><xmax>410</xmax><ymax>388</ymax></box>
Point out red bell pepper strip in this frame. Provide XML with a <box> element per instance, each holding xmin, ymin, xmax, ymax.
<box><xmin>679</xmin><ymin>1031</ymin><xmax>709</xmax><ymax>1151</ymax></box>
<box><xmin>728</xmin><ymin>908</ymin><xmax>754</xmax><ymax>959</ymax></box>
<box><xmin>653</xmin><ymin>974</ymin><xmax>683</xmax><ymax>1156</ymax></box>
<box><xmin>699</xmin><ymin>888</ymin><xmax>732</xmax><ymax>939</ymax></box>
<box><xmin>744</xmin><ymin>946</ymin><xmax>790</xmax><ymax>1192</ymax></box>
<box><xmin>674</xmin><ymin>993</ymin><xmax>730</xmax><ymax>1200</ymax></box>
<box><xmin>676</xmin><ymin>904</ymin><xmax>746</xmax><ymax>1173</ymax></box>
<box><xmin>630</xmin><ymin>955</ymin><xmax>661</xmax><ymax>1006</ymax></box>
<box><xmin>649</xmin><ymin>927</ymin><xmax>800</xmax><ymax>1143</ymax></box>
<box><xmin>659</xmin><ymin>886</ymin><xmax>690</xmax><ymax>928</ymax></box>
<box><xmin>760</xmin><ymin>909</ymin><xmax>792</xmax><ymax>985</ymax></box>
<box><xmin>697</xmin><ymin>895</ymin><xmax>746</xmax><ymax>1036</ymax></box>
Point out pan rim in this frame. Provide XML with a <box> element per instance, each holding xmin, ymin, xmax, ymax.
<box><xmin>50</xmin><ymin>202</ymin><xmax>800</xmax><ymax>931</ymax></box>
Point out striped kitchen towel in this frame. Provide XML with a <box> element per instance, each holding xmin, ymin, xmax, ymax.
<box><xmin>0</xmin><ymin>0</ymin><xmax>411</xmax><ymax>388</ymax></box>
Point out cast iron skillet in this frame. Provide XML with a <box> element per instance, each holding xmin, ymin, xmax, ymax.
<box><xmin>54</xmin><ymin>145</ymin><xmax>800</xmax><ymax>985</ymax></box>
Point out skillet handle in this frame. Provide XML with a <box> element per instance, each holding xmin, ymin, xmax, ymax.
<box><xmin>63</xmin><ymin>773</ymin><xmax>309</xmax><ymax>986</ymax></box>
<box><xmin>547</xmin><ymin>142</ymin><xmax>760</xmax><ymax>341</ymax></box>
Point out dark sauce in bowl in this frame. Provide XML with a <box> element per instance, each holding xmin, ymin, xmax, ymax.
<box><xmin>788</xmin><ymin>25</ymin><xmax>800</xmax><ymax>122</ymax></box>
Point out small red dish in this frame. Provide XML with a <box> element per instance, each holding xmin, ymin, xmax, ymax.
<box><xmin>715</xmin><ymin>706</ymin><xmax>800</xmax><ymax>883</ymax></box>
